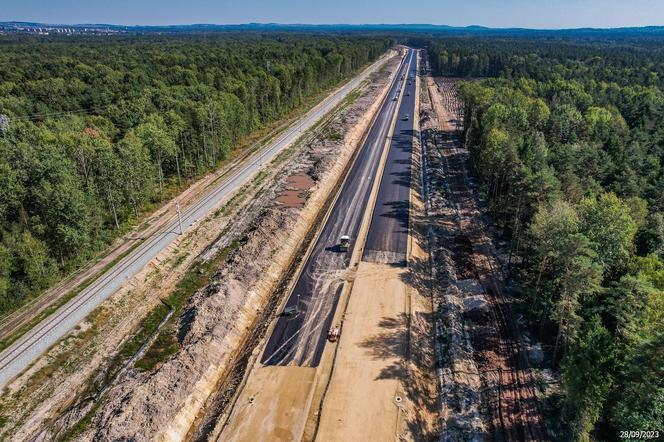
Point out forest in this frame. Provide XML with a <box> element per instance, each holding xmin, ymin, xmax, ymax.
<box><xmin>1</xmin><ymin>28</ymin><xmax>662</xmax><ymax>440</ymax></box>
<box><xmin>0</xmin><ymin>33</ymin><xmax>391</xmax><ymax>315</ymax></box>
<box><xmin>427</xmin><ymin>36</ymin><xmax>663</xmax><ymax>440</ymax></box>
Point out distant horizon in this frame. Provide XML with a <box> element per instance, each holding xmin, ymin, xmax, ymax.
<box><xmin>3</xmin><ymin>0</ymin><xmax>664</xmax><ymax>30</ymax></box>
<box><xmin>3</xmin><ymin>21</ymin><xmax>664</xmax><ymax>32</ymax></box>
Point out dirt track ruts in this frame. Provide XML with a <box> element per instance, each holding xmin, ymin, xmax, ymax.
<box><xmin>431</xmin><ymin>77</ymin><xmax>547</xmax><ymax>441</ymax></box>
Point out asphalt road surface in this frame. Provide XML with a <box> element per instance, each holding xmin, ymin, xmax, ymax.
<box><xmin>0</xmin><ymin>53</ymin><xmax>393</xmax><ymax>388</ymax></box>
<box><xmin>261</xmin><ymin>49</ymin><xmax>415</xmax><ymax>367</ymax></box>
<box><xmin>363</xmin><ymin>49</ymin><xmax>417</xmax><ymax>265</ymax></box>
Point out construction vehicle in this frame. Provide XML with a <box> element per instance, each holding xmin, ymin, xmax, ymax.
<box><xmin>327</xmin><ymin>326</ymin><xmax>340</xmax><ymax>342</ymax></box>
<box><xmin>339</xmin><ymin>235</ymin><xmax>350</xmax><ymax>252</ymax></box>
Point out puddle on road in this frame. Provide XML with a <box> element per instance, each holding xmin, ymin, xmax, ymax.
<box><xmin>276</xmin><ymin>173</ymin><xmax>314</xmax><ymax>208</ymax></box>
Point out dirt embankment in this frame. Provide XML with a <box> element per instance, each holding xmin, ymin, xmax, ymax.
<box><xmin>73</xmin><ymin>54</ymin><xmax>403</xmax><ymax>442</ymax></box>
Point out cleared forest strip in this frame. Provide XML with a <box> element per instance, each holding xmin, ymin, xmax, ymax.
<box><xmin>427</xmin><ymin>75</ymin><xmax>547</xmax><ymax>441</ymax></box>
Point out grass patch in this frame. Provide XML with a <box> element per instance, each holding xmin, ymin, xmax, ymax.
<box><xmin>100</xmin><ymin>302</ymin><xmax>171</xmax><ymax>386</ymax></box>
<box><xmin>56</xmin><ymin>395</ymin><xmax>105</xmax><ymax>442</ymax></box>
<box><xmin>134</xmin><ymin>239</ymin><xmax>242</xmax><ymax>372</ymax></box>
<box><xmin>327</xmin><ymin>130</ymin><xmax>344</xmax><ymax>142</ymax></box>
<box><xmin>172</xmin><ymin>252</ymin><xmax>189</xmax><ymax>269</ymax></box>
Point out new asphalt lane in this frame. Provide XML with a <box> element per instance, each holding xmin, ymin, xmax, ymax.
<box><xmin>261</xmin><ymin>49</ymin><xmax>415</xmax><ymax>367</ymax></box>
<box><xmin>362</xmin><ymin>48</ymin><xmax>417</xmax><ymax>264</ymax></box>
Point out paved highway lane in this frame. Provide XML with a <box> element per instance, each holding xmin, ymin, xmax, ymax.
<box><xmin>0</xmin><ymin>53</ymin><xmax>394</xmax><ymax>388</ymax></box>
<box><xmin>363</xmin><ymin>50</ymin><xmax>417</xmax><ymax>265</ymax></box>
<box><xmin>261</xmin><ymin>49</ymin><xmax>415</xmax><ymax>367</ymax></box>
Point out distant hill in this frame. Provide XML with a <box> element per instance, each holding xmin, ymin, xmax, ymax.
<box><xmin>2</xmin><ymin>21</ymin><xmax>664</xmax><ymax>38</ymax></box>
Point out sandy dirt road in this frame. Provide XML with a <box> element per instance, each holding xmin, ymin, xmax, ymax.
<box><xmin>315</xmin><ymin>262</ymin><xmax>409</xmax><ymax>441</ymax></box>
<box><xmin>217</xmin><ymin>367</ymin><xmax>316</xmax><ymax>442</ymax></box>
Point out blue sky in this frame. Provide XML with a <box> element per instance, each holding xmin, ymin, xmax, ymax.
<box><xmin>2</xmin><ymin>0</ymin><xmax>663</xmax><ymax>29</ymax></box>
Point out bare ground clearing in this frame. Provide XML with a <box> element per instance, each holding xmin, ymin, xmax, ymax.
<box><xmin>424</xmin><ymin>74</ymin><xmax>547</xmax><ymax>441</ymax></box>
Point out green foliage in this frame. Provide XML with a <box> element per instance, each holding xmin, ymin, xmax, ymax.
<box><xmin>561</xmin><ymin>317</ymin><xmax>614</xmax><ymax>441</ymax></box>
<box><xmin>526</xmin><ymin>201</ymin><xmax>603</xmax><ymax>359</ymax></box>
<box><xmin>579</xmin><ymin>193</ymin><xmax>637</xmax><ymax>276</ymax></box>
<box><xmin>629</xmin><ymin>255</ymin><xmax>664</xmax><ymax>290</ymax></box>
<box><xmin>0</xmin><ymin>33</ymin><xmax>391</xmax><ymax>315</ymax></box>
<box><xmin>607</xmin><ymin>275</ymin><xmax>664</xmax><ymax>435</ymax></box>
